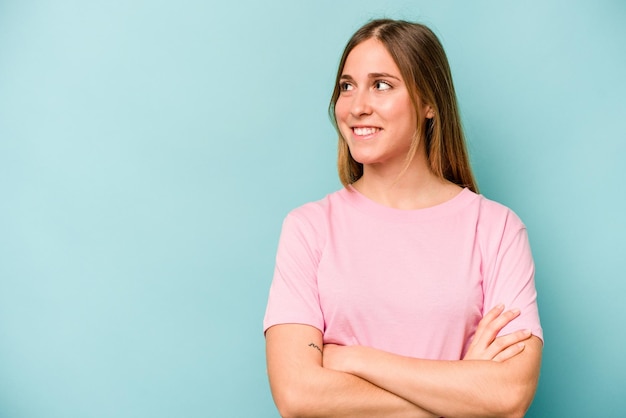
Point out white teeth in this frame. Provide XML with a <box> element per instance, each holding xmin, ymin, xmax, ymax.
<box><xmin>353</xmin><ymin>127</ymin><xmax>379</xmax><ymax>136</ymax></box>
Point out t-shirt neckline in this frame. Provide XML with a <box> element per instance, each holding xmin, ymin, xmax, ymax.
<box><xmin>338</xmin><ymin>185</ymin><xmax>478</xmax><ymax>223</ymax></box>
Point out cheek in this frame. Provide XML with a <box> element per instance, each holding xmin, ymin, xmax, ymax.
<box><xmin>388</xmin><ymin>100</ymin><xmax>417</xmax><ymax>131</ymax></box>
<box><xmin>334</xmin><ymin>99</ymin><xmax>349</xmax><ymax>122</ymax></box>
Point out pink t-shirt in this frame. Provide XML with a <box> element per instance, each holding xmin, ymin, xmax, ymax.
<box><xmin>264</xmin><ymin>187</ymin><xmax>542</xmax><ymax>360</ymax></box>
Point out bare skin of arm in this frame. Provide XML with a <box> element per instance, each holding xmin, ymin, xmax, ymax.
<box><xmin>266</xmin><ymin>306</ymin><xmax>532</xmax><ymax>418</ymax></box>
<box><xmin>266</xmin><ymin>324</ymin><xmax>438</xmax><ymax>418</ymax></box>
<box><xmin>323</xmin><ymin>305</ymin><xmax>542</xmax><ymax>418</ymax></box>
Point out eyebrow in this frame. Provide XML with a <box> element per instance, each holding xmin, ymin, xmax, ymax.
<box><xmin>340</xmin><ymin>72</ymin><xmax>402</xmax><ymax>81</ymax></box>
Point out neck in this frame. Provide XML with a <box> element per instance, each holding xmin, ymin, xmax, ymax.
<box><xmin>353</xmin><ymin>153</ymin><xmax>461</xmax><ymax>210</ymax></box>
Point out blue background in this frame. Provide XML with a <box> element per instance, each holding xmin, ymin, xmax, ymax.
<box><xmin>1</xmin><ymin>1</ymin><xmax>624</xmax><ymax>416</ymax></box>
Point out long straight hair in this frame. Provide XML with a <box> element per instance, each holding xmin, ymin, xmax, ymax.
<box><xmin>329</xmin><ymin>19</ymin><xmax>478</xmax><ymax>193</ymax></box>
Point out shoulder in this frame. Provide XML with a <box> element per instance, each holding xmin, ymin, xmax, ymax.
<box><xmin>278</xmin><ymin>188</ymin><xmax>347</xmax><ymax>245</ymax></box>
<box><xmin>471</xmin><ymin>193</ymin><xmax>530</xmax><ymax>260</ymax></box>
<box><xmin>284</xmin><ymin>188</ymin><xmax>347</xmax><ymax>226</ymax></box>
<box><xmin>474</xmin><ymin>192</ymin><xmax>526</xmax><ymax>233</ymax></box>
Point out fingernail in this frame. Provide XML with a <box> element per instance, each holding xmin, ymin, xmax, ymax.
<box><xmin>524</xmin><ymin>329</ymin><xmax>532</xmax><ymax>336</ymax></box>
<box><xmin>510</xmin><ymin>308</ymin><xmax>521</xmax><ymax>315</ymax></box>
<box><xmin>496</xmin><ymin>303</ymin><xmax>505</xmax><ymax>310</ymax></box>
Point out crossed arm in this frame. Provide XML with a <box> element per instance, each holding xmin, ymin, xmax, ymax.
<box><xmin>266</xmin><ymin>305</ymin><xmax>542</xmax><ymax>418</ymax></box>
<box><xmin>266</xmin><ymin>323</ymin><xmax>437</xmax><ymax>418</ymax></box>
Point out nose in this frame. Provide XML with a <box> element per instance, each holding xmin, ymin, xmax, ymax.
<box><xmin>350</xmin><ymin>89</ymin><xmax>372</xmax><ymax>117</ymax></box>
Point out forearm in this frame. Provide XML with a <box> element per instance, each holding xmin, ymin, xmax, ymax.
<box><xmin>349</xmin><ymin>352</ymin><xmax>515</xmax><ymax>417</ymax></box>
<box><xmin>266</xmin><ymin>324</ymin><xmax>437</xmax><ymax>418</ymax></box>
<box><xmin>340</xmin><ymin>337</ymin><xmax>542</xmax><ymax>418</ymax></box>
<box><xmin>271</xmin><ymin>365</ymin><xmax>437</xmax><ymax>418</ymax></box>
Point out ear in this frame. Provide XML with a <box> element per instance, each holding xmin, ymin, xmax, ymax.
<box><xmin>425</xmin><ymin>105</ymin><xmax>434</xmax><ymax>119</ymax></box>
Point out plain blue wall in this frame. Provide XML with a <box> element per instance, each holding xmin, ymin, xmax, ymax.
<box><xmin>1</xmin><ymin>1</ymin><xmax>624</xmax><ymax>416</ymax></box>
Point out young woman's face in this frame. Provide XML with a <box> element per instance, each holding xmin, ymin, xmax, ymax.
<box><xmin>335</xmin><ymin>38</ymin><xmax>427</xmax><ymax>169</ymax></box>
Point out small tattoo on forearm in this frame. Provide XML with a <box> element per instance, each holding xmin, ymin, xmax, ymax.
<box><xmin>308</xmin><ymin>343</ymin><xmax>322</xmax><ymax>354</ymax></box>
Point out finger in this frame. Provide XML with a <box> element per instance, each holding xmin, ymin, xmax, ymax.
<box><xmin>492</xmin><ymin>341</ymin><xmax>526</xmax><ymax>362</ymax></box>
<box><xmin>483</xmin><ymin>328</ymin><xmax>532</xmax><ymax>359</ymax></box>
<box><xmin>470</xmin><ymin>304</ymin><xmax>505</xmax><ymax>346</ymax></box>
<box><xmin>489</xmin><ymin>308</ymin><xmax>521</xmax><ymax>335</ymax></box>
<box><xmin>471</xmin><ymin>307</ymin><xmax>519</xmax><ymax>352</ymax></box>
<box><xmin>477</xmin><ymin>308</ymin><xmax>521</xmax><ymax>348</ymax></box>
<box><xmin>475</xmin><ymin>304</ymin><xmax>505</xmax><ymax>335</ymax></box>
<box><xmin>465</xmin><ymin>307</ymin><xmax>506</xmax><ymax>358</ymax></box>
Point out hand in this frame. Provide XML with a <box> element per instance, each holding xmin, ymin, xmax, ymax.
<box><xmin>463</xmin><ymin>304</ymin><xmax>532</xmax><ymax>362</ymax></box>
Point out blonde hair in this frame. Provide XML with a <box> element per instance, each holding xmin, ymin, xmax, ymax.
<box><xmin>329</xmin><ymin>19</ymin><xmax>478</xmax><ymax>193</ymax></box>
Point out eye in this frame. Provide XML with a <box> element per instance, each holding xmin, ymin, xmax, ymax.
<box><xmin>374</xmin><ymin>80</ymin><xmax>392</xmax><ymax>91</ymax></box>
<box><xmin>339</xmin><ymin>82</ymin><xmax>354</xmax><ymax>92</ymax></box>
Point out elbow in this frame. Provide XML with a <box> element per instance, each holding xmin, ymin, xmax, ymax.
<box><xmin>496</xmin><ymin>381</ymin><xmax>537</xmax><ymax>418</ymax></box>
<box><xmin>499</xmin><ymin>405</ymin><xmax>530</xmax><ymax>418</ymax></box>
<box><xmin>274</xmin><ymin>399</ymin><xmax>301</xmax><ymax>418</ymax></box>
<box><xmin>499</xmin><ymin>406</ymin><xmax>528</xmax><ymax>418</ymax></box>
<box><xmin>497</xmin><ymin>339</ymin><xmax>542</xmax><ymax>418</ymax></box>
<box><xmin>272</xmin><ymin>386</ymin><xmax>314</xmax><ymax>418</ymax></box>
<box><xmin>508</xmin><ymin>397</ymin><xmax>535</xmax><ymax>418</ymax></box>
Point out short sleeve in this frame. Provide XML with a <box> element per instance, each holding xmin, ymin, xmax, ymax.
<box><xmin>263</xmin><ymin>210</ymin><xmax>325</xmax><ymax>334</ymax></box>
<box><xmin>482</xmin><ymin>212</ymin><xmax>543</xmax><ymax>342</ymax></box>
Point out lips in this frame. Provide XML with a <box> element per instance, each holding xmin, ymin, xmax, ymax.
<box><xmin>352</xmin><ymin>127</ymin><xmax>381</xmax><ymax>139</ymax></box>
<box><xmin>353</xmin><ymin>127</ymin><xmax>379</xmax><ymax>135</ymax></box>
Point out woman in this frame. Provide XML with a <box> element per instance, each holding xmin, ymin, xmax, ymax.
<box><xmin>264</xmin><ymin>19</ymin><xmax>542</xmax><ymax>418</ymax></box>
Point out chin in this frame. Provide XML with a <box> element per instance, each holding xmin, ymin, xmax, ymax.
<box><xmin>349</xmin><ymin>154</ymin><xmax>381</xmax><ymax>166</ymax></box>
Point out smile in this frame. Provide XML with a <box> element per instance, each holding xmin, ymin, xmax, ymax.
<box><xmin>352</xmin><ymin>127</ymin><xmax>381</xmax><ymax>136</ymax></box>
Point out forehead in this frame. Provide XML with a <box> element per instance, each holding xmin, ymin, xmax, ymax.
<box><xmin>342</xmin><ymin>38</ymin><xmax>401</xmax><ymax>76</ymax></box>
